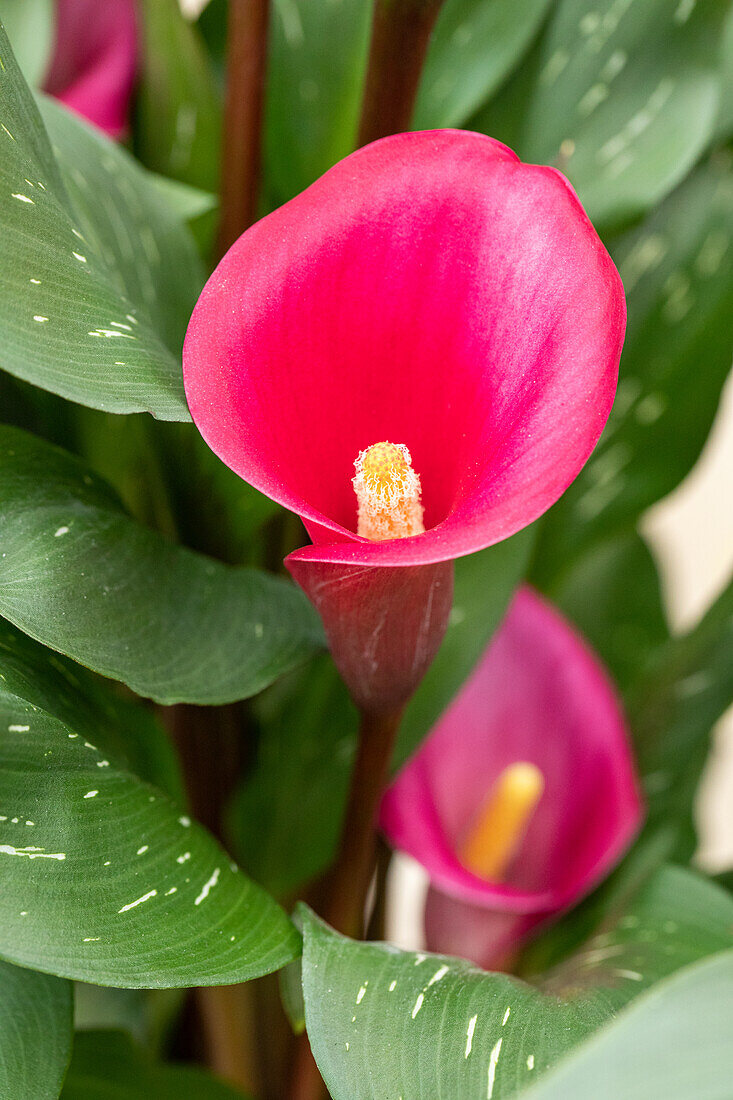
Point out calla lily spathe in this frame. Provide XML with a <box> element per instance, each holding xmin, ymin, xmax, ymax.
<box><xmin>184</xmin><ymin>130</ymin><xmax>625</xmax><ymax>712</ymax></box>
<box><xmin>44</xmin><ymin>0</ymin><xmax>137</xmax><ymax>138</ymax></box>
<box><xmin>380</xmin><ymin>587</ymin><xmax>643</xmax><ymax>969</ymax></box>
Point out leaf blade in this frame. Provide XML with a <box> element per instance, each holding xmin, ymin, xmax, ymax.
<box><xmin>0</xmin><ymin>426</ymin><xmax>323</xmax><ymax>705</ymax></box>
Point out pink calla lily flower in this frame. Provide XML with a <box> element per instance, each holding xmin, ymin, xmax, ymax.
<box><xmin>380</xmin><ymin>587</ymin><xmax>643</xmax><ymax>969</ymax></box>
<box><xmin>184</xmin><ymin>131</ymin><xmax>625</xmax><ymax>712</ymax></box>
<box><xmin>44</xmin><ymin>0</ymin><xmax>137</xmax><ymax>139</ymax></box>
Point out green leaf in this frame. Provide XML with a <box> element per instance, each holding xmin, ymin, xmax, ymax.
<box><xmin>517</xmin><ymin>0</ymin><xmax>728</xmax><ymax>228</ymax></box>
<box><xmin>414</xmin><ymin>0</ymin><xmax>552</xmax><ymax>129</ymax></box>
<box><xmin>62</xmin><ymin>1030</ymin><xmax>251</xmax><ymax>1099</ymax></box>
<box><xmin>300</xmin><ymin>866</ymin><xmax>733</xmax><ymax>1100</ymax></box>
<box><xmin>229</xmin><ymin>531</ymin><xmax>534</xmax><ymax>895</ymax></box>
<box><xmin>0</xmin><ymin>959</ymin><xmax>72</xmax><ymax>1099</ymax></box>
<box><xmin>628</xmin><ymin>573</ymin><xmax>733</xmax><ymax>859</ymax></box>
<box><xmin>154</xmin><ymin>422</ymin><xmax>280</xmax><ymax>566</ymax></box>
<box><xmin>0</xmin><ymin>22</ymin><xmax>192</xmax><ymax>418</ymax></box>
<box><xmin>0</xmin><ymin>621</ymin><xmax>184</xmax><ymax>805</ymax></box>
<box><xmin>714</xmin><ymin>3</ymin><xmax>733</xmax><ymax>140</ymax></box>
<box><xmin>134</xmin><ymin>0</ymin><xmax>222</xmax><ymax>194</ymax></box>
<box><xmin>38</xmin><ymin>96</ymin><xmax>205</xmax><ymax>355</ymax></box>
<box><xmin>264</xmin><ymin>0</ymin><xmax>372</xmax><ymax>204</ymax></box>
<box><xmin>0</xmin><ymin>0</ymin><xmax>54</xmax><ymax>87</ymax></box>
<box><xmin>533</xmin><ymin>158</ymin><xmax>733</xmax><ymax>578</ymax></box>
<box><xmin>229</xmin><ymin>655</ymin><xmax>355</xmax><ymax>896</ymax></box>
<box><xmin>0</xmin><ymin>621</ymin><xmax>300</xmax><ymax>987</ymax></box>
<box><xmin>520</xmin><ymin>949</ymin><xmax>733</xmax><ymax>1100</ymax></box>
<box><xmin>0</xmin><ymin>426</ymin><xmax>323</xmax><ymax>705</ymax></box>
<box><xmin>150</xmin><ymin>173</ymin><xmax>218</xmax><ymax>223</ymax></box>
<box><xmin>538</xmin><ymin>529</ymin><xmax>668</xmax><ymax>694</ymax></box>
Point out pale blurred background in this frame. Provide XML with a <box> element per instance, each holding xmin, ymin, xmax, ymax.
<box><xmin>644</xmin><ymin>371</ymin><xmax>733</xmax><ymax>872</ymax></box>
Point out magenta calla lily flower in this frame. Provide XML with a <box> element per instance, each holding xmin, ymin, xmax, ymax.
<box><xmin>184</xmin><ymin>130</ymin><xmax>625</xmax><ymax>712</ymax></box>
<box><xmin>44</xmin><ymin>0</ymin><xmax>137</xmax><ymax>138</ymax></box>
<box><xmin>380</xmin><ymin>587</ymin><xmax>643</xmax><ymax>969</ymax></box>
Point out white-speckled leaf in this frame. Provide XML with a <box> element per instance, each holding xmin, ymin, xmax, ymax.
<box><xmin>38</xmin><ymin>96</ymin><xmax>205</xmax><ymax>358</ymax></box>
<box><xmin>0</xmin><ymin>426</ymin><xmax>324</xmax><ymax>705</ymax></box>
<box><xmin>0</xmin><ymin>958</ymin><xmax>72</xmax><ymax>1098</ymax></box>
<box><xmin>0</xmin><ymin>623</ymin><xmax>300</xmax><ymax>987</ymax></box>
<box><xmin>519</xmin><ymin>0</ymin><xmax>728</xmax><ymax>228</ymax></box>
<box><xmin>300</xmin><ymin>866</ymin><xmax>733</xmax><ymax>1099</ymax></box>
<box><xmin>0</xmin><ymin>21</ymin><xmax>193</xmax><ymax>418</ymax></box>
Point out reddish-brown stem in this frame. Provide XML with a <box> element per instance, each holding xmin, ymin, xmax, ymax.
<box><xmin>357</xmin><ymin>0</ymin><xmax>445</xmax><ymax>147</ymax></box>
<box><xmin>196</xmin><ymin>985</ymin><xmax>261</xmax><ymax>1095</ymax></box>
<box><xmin>217</xmin><ymin>0</ymin><xmax>270</xmax><ymax>256</ymax></box>
<box><xmin>165</xmin><ymin>703</ymin><xmax>260</xmax><ymax>1093</ymax></box>
<box><xmin>290</xmin><ymin>1036</ymin><xmax>328</xmax><ymax>1100</ymax></box>
<box><xmin>321</xmin><ymin>708</ymin><xmax>404</xmax><ymax>938</ymax></box>
<box><xmin>289</xmin><ymin>709</ymin><xmax>403</xmax><ymax>1100</ymax></box>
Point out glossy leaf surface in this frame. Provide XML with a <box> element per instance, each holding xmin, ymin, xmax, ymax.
<box><xmin>301</xmin><ymin>866</ymin><xmax>733</xmax><ymax>1099</ymax></box>
<box><xmin>0</xmin><ymin>426</ymin><xmax>323</xmax><ymax>705</ymax></box>
<box><xmin>0</xmin><ymin>22</ymin><xmax>193</xmax><ymax>418</ymax></box>
<box><xmin>0</xmin><ymin>958</ymin><xmax>72</xmax><ymax>1100</ymax></box>
<box><xmin>0</xmin><ymin>620</ymin><xmax>300</xmax><ymax>987</ymax></box>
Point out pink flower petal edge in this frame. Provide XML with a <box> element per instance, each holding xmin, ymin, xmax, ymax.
<box><xmin>44</xmin><ymin>0</ymin><xmax>138</xmax><ymax>139</ymax></box>
<box><xmin>183</xmin><ymin>129</ymin><xmax>625</xmax><ymax>570</ymax></box>
<box><xmin>380</xmin><ymin>587</ymin><xmax>643</xmax><ymax>963</ymax></box>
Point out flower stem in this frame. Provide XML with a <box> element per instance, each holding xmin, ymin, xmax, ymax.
<box><xmin>321</xmin><ymin>707</ymin><xmax>404</xmax><ymax>938</ymax></box>
<box><xmin>357</xmin><ymin>0</ymin><xmax>445</xmax><ymax>147</ymax></box>
<box><xmin>217</xmin><ymin>0</ymin><xmax>270</xmax><ymax>256</ymax></box>
<box><xmin>290</xmin><ymin>710</ymin><xmax>402</xmax><ymax>1100</ymax></box>
<box><xmin>165</xmin><ymin>703</ymin><xmax>260</xmax><ymax>1093</ymax></box>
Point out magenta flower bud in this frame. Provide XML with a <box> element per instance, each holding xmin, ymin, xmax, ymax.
<box><xmin>184</xmin><ymin>131</ymin><xmax>625</xmax><ymax>713</ymax></box>
<box><xmin>380</xmin><ymin>587</ymin><xmax>643</xmax><ymax>969</ymax></box>
<box><xmin>44</xmin><ymin>0</ymin><xmax>138</xmax><ymax>139</ymax></box>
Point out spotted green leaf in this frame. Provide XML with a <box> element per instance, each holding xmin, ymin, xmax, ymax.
<box><xmin>0</xmin><ymin>621</ymin><xmax>299</xmax><ymax>987</ymax></box>
<box><xmin>0</xmin><ymin>959</ymin><xmax>72</xmax><ymax>1099</ymax></box>
<box><xmin>300</xmin><ymin>866</ymin><xmax>733</xmax><ymax>1100</ymax></box>
<box><xmin>414</xmin><ymin>0</ymin><xmax>552</xmax><ymax>128</ymax></box>
<box><xmin>38</xmin><ymin>96</ymin><xmax>205</xmax><ymax>357</ymax></box>
<box><xmin>516</xmin><ymin>0</ymin><xmax>728</xmax><ymax>229</ymax></box>
<box><xmin>0</xmin><ymin>426</ymin><xmax>324</xmax><ymax>704</ymax></box>
<box><xmin>533</xmin><ymin>158</ymin><xmax>733</xmax><ymax>578</ymax></box>
<box><xmin>521</xmin><ymin>949</ymin><xmax>733</xmax><ymax>1100</ymax></box>
<box><xmin>61</xmin><ymin>1030</ymin><xmax>250</xmax><ymax>1099</ymax></box>
<box><xmin>0</xmin><ymin>21</ymin><xmax>193</xmax><ymax>418</ymax></box>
